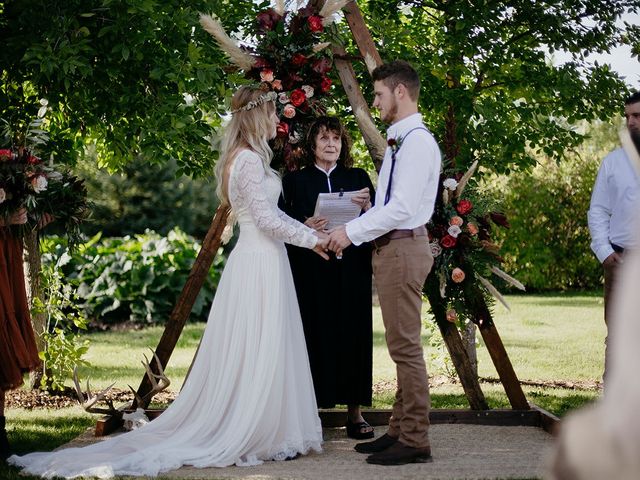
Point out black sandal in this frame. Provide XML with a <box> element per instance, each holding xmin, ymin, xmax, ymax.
<box><xmin>345</xmin><ymin>419</ymin><xmax>375</xmax><ymax>440</ymax></box>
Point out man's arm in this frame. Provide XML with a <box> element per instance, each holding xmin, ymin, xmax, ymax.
<box><xmin>587</xmin><ymin>157</ymin><xmax>615</xmax><ymax>263</ymax></box>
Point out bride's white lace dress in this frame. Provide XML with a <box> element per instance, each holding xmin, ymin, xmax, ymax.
<box><xmin>9</xmin><ymin>150</ymin><xmax>323</xmax><ymax>478</ymax></box>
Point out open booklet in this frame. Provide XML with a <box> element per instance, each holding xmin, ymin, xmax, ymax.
<box><xmin>313</xmin><ymin>190</ymin><xmax>363</xmax><ymax>230</ymax></box>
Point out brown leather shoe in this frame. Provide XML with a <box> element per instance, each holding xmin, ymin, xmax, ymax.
<box><xmin>354</xmin><ymin>433</ymin><xmax>398</xmax><ymax>453</ymax></box>
<box><xmin>366</xmin><ymin>441</ymin><xmax>432</xmax><ymax>465</ymax></box>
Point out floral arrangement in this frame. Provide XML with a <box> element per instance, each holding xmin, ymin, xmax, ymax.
<box><xmin>425</xmin><ymin>161</ymin><xmax>525</xmax><ymax>327</ymax></box>
<box><xmin>0</xmin><ymin>147</ymin><xmax>89</xmax><ymax>247</ymax></box>
<box><xmin>200</xmin><ymin>0</ymin><xmax>350</xmax><ymax>169</ymax></box>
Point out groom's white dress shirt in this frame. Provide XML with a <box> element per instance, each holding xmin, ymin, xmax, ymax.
<box><xmin>346</xmin><ymin>113</ymin><xmax>441</xmax><ymax>245</ymax></box>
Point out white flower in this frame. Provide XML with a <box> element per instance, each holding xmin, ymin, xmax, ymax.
<box><xmin>447</xmin><ymin>225</ymin><xmax>462</xmax><ymax>238</ymax></box>
<box><xmin>289</xmin><ymin>131</ymin><xmax>301</xmax><ymax>144</ymax></box>
<box><xmin>278</xmin><ymin>93</ymin><xmax>290</xmax><ymax>104</ymax></box>
<box><xmin>31</xmin><ymin>175</ymin><xmax>48</xmax><ymax>193</ymax></box>
<box><xmin>301</xmin><ymin>85</ymin><xmax>314</xmax><ymax>98</ymax></box>
<box><xmin>182</xmin><ymin>93</ymin><xmax>195</xmax><ymax>106</ymax></box>
<box><xmin>443</xmin><ymin>178</ymin><xmax>458</xmax><ymax>191</ymax></box>
<box><xmin>429</xmin><ymin>241</ymin><xmax>442</xmax><ymax>258</ymax></box>
<box><xmin>0</xmin><ymin>188</ymin><xmax>6</xmax><ymax>204</ymax></box>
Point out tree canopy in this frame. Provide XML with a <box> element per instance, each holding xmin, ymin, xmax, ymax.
<box><xmin>337</xmin><ymin>0</ymin><xmax>638</xmax><ymax>172</ymax></box>
<box><xmin>1</xmin><ymin>0</ymin><xmax>638</xmax><ymax>175</ymax></box>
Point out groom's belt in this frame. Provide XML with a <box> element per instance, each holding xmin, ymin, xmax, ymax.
<box><xmin>373</xmin><ymin>226</ymin><xmax>428</xmax><ymax>248</ymax></box>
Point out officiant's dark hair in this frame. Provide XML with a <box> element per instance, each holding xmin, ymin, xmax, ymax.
<box><xmin>626</xmin><ymin>91</ymin><xmax>640</xmax><ymax>105</ymax></box>
<box><xmin>372</xmin><ymin>60</ymin><xmax>420</xmax><ymax>101</ymax></box>
<box><xmin>304</xmin><ymin>116</ymin><xmax>354</xmax><ymax>168</ymax></box>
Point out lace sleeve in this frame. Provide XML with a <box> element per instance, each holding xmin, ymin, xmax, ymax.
<box><xmin>232</xmin><ymin>151</ymin><xmax>317</xmax><ymax>249</ymax></box>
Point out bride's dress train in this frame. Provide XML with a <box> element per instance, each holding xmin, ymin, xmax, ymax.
<box><xmin>8</xmin><ymin>150</ymin><xmax>323</xmax><ymax>478</ymax></box>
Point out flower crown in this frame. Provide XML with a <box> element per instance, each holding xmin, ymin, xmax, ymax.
<box><xmin>231</xmin><ymin>91</ymin><xmax>278</xmax><ymax>114</ymax></box>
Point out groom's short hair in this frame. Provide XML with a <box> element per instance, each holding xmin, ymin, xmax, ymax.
<box><xmin>625</xmin><ymin>91</ymin><xmax>640</xmax><ymax>105</ymax></box>
<box><xmin>372</xmin><ymin>60</ymin><xmax>420</xmax><ymax>101</ymax></box>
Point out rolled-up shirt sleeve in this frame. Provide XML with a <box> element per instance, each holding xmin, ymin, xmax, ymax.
<box><xmin>588</xmin><ymin>159</ymin><xmax>614</xmax><ymax>263</ymax></box>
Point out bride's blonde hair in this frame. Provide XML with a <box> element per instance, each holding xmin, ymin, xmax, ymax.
<box><xmin>215</xmin><ymin>85</ymin><xmax>278</xmax><ymax>204</ymax></box>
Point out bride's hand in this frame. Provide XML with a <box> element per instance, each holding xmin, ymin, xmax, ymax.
<box><xmin>312</xmin><ymin>232</ymin><xmax>330</xmax><ymax>260</ymax></box>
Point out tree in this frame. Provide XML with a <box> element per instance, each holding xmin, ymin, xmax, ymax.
<box><xmin>1</xmin><ymin>0</ymin><xmax>262</xmax><ymax>175</ymax></box>
<box><xmin>336</xmin><ymin>0</ymin><xmax>637</xmax><ymax>172</ymax></box>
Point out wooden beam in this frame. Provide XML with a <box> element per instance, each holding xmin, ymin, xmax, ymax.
<box><xmin>437</xmin><ymin>319</ymin><xmax>489</xmax><ymax>410</ymax></box>
<box><xmin>133</xmin><ymin>205</ymin><xmax>231</xmax><ymax>408</ymax></box>
<box><xmin>343</xmin><ymin>1</ymin><xmax>383</xmax><ymax>70</ymax></box>
<box><xmin>479</xmin><ymin>322</ymin><xmax>530</xmax><ymax>410</ymax></box>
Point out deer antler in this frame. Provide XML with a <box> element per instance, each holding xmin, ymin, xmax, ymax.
<box><xmin>139</xmin><ymin>349</ymin><xmax>171</xmax><ymax>402</ymax></box>
<box><xmin>72</xmin><ymin>367</ymin><xmax>118</xmax><ymax>415</ymax></box>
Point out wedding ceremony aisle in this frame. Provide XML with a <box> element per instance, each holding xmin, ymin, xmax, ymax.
<box><xmin>64</xmin><ymin>424</ymin><xmax>553</xmax><ymax>480</ymax></box>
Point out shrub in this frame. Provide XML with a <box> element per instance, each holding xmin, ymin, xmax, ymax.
<box><xmin>482</xmin><ymin>123</ymin><xmax>619</xmax><ymax>290</ymax></box>
<box><xmin>41</xmin><ymin>228</ymin><xmax>225</xmax><ymax>327</ymax></box>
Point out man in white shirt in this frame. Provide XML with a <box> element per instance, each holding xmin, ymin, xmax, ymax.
<box><xmin>328</xmin><ymin>60</ymin><xmax>441</xmax><ymax>465</ymax></box>
<box><xmin>587</xmin><ymin>91</ymin><xmax>640</xmax><ymax>376</ymax></box>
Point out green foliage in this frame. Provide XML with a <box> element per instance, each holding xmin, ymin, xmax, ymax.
<box><xmin>40</xmin><ymin>228</ymin><xmax>225</xmax><ymax>327</ymax></box>
<box><xmin>74</xmin><ymin>155</ymin><xmax>219</xmax><ymax>238</ymax></box>
<box><xmin>336</xmin><ymin>0</ymin><xmax>635</xmax><ymax>172</ymax></box>
<box><xmin>0</xmin><ymin>0</ymin><xmax>261</xmax><ymax>174</ymax></box>
<box><xmin>483</xmin><ymin>122</ymin><xmax>619</xmax><ymax>290</ymax></box>
<box><xmin>32</xmin><ymin>249</ymin><xmax>90</xmax><ymax>392</ymax></box>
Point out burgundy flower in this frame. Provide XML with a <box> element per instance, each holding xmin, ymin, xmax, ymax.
<box><xmin>320</xmin><ymin>76</ymin><xmax>332</xmax><ymax>92</ymax></box>
<box><xmin>308</xmin><ymin>15</ymin><xmax>324</xmax><ymax>32</ymax></box>
<box><xmin>387</xmin><ymin>138</ymin><xmax>397</xmax><ymax>147</ymax></box>
<box><xmin>291</xmin><ymin>53</ymin><xmax>307</xmax><ymax>66</ymax></box>
<box><xmin>312</xmin><ymin>57</ymin><xmax>332</xmax><ymax>74</ymax></box>
<box><xmin>456</xmin><ymin>199</ymin><xmax>473</xmax><ymax>215</ymax></box>
<box><xmin>256</xmin><ymin>9</ymin><xmax>283</xmax><ymax>32</ymax></box>
<box><xmin>440</xmin><ymin>235</ymin><xmax>457</xmax><ymax>248</ymax></box>
<box><xmin>489</xmin><ymin>211</ymin><xmax>510</xmax><ymax>228</ymax></box>
<box><xmin>27</xmin><ymin>154</ymin><xmax>41</xmax><ymax>165</ymax></box>
<box><xmin>290</xmin><ymin>89</ymin><xmax>306</xmax><ymax>107</ymax></box>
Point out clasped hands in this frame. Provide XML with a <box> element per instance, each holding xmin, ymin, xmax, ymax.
<box><xmin>309</xmin><ymin>187</ymin><xmax>368</xmax><ymax>260</ymax></box>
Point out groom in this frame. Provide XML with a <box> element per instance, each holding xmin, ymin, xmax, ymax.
<box><xmin>328</xmin><ymin>60</ymin><xmax>441</xmax><ymax>465</ymax></box>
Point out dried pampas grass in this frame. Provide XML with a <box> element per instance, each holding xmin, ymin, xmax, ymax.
<box><xmin>320</xmin><ymin>0</ymin><xmax>350</xmax><ymax>25</ymax></box>
<box><xmin>455</xmin><ymin>160</ymin><xmax>478</xmax><ymax>198</ymax></box>
<box><xmin>477</xmin><ymin>275</ymin><xmax>510</xmax><ymax>311</ymax></box>
<box><xmin>199</xmin><ymin>14</ymin><xmax>256</xmax><ymax>71</ymax></box>
<box><xmin>490</xmin><ymin>266</ymin><xmax>525</xmax><ymax>291</ymax></box>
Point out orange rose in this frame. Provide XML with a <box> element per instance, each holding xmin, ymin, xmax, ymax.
<box><xmin>451</xmin><ymin>267</ymin><xmax>466</xmax><ymax>283</ymax></box>
<box><xmin>467</xmin><ymin>222</ymin><xmax>479</xmax><ymax>235</ymax></box>
<box><xmin>449</xmin><ymin>216</ymin><xmax>463</xmax><ymax>226</ymax></box>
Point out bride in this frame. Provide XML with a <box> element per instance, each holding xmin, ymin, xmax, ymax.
<box><xmin>9</xmin><ymin>85</ymin><xmax>329</xmax><ymax>478</ymax></box>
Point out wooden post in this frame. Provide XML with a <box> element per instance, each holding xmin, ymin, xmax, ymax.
<box><xmin>479</xmin><ymin>322</ymin><xmax>529</xmax><ymax>410</ymax></box>
<box><xmin>342</xmin><ymin>1</ymin><xmax>383</xmax><ymax>69</ymax></box>
<box><xmin>133</xmin><ymin>205</ymin><xmax>231</xmax><ymax>408</ymax></box>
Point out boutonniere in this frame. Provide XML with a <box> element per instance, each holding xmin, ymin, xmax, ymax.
<box><xmin>387</xmin><ymin>136</ymin><xmax>402</xmax><ymax>154</ymax></box>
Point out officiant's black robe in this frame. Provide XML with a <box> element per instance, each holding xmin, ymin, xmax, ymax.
<box><xmin>280</xmin><ymin>164</ymin><xmax>374</xmax><ymax>408</ymax></box>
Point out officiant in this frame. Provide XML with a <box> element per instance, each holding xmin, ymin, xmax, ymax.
<box><xmin>280</xmin><ymin>116</ymin><xmax>376</xmax><ymax>439</ymax></box>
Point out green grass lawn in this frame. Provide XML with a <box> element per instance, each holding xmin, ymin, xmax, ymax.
<box><xmin>2</xmin><ymin>292</ymin><xmax>605</xmax><ymax>478</ymax></box>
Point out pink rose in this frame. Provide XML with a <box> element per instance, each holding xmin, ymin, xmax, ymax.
<box><xmin>271</xmin><ymin>79</ymin><xmax>283</xmax><ymax>91</ymax></box>
<box><xmin>449</xmin><ymin>216</ymin><xmax>463</xmax><ymax>226</ymax></box>
<box><xmin>283</xmin><ymin>104</ymin><xmax>296</xmax><ymax>118</ymax></box>
<box><xmin>451</xmin><ymin>267</ymin><xmax>466</xmax><ymax>283</ymax></box>
<box><xmin>446</xmin><ymin>309</ymin><xmax>457</xmax><ymax>323</ymax></box>
<box><xmin>260</xmin><ymin>69</ymin><xmax>275</xmax><ymax>83</ymax></box>
<box><xmin>467</xmin><ymin>222</ymin><xmax>479</xmax><ymax>235</ymax></box>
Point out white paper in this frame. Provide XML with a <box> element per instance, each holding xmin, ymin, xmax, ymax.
<box><xmin>313</xmin><ymin>191</ymin><xmax>362</xmax><ymax>230</ymax></box>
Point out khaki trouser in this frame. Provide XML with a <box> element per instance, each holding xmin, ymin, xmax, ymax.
<box><xmin>372</xmin><ymin>235</ymin><xmax>433</xmax><ymax>448</ymax></box>
<box><xmin>603</xmin><ymin>256</ymin><xmax>623</xmax><ymax>378</ymax></box>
